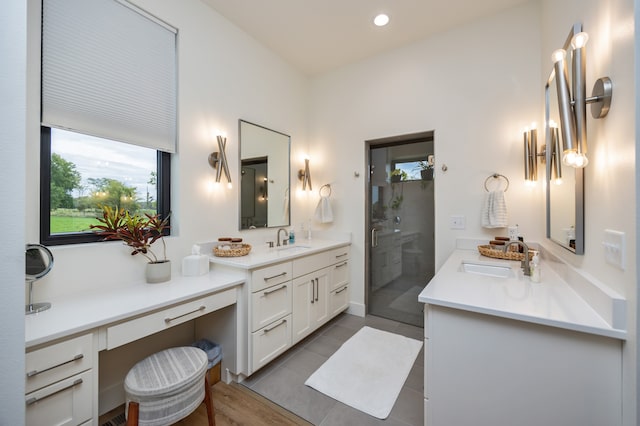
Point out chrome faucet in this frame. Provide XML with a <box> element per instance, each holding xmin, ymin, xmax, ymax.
<box><xmin>503</xmin><ymin>240</ymin><xmax>531</xmax><ymax>276</ymax></box>
<box><xmin>276</xmin><ymin>228</ymin><xmax>289</xmax><ymax>247</ymax></box>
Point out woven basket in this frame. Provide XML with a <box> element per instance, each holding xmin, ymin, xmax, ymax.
<box><xmin>213</xmin><ymin>243</ymin><xmax>252</xmax><ymax>257</ymax></box>
<box><xmin>477</xmin><ymin>245</ymin><xmax>533</xmax><ymax>261</ymax></box>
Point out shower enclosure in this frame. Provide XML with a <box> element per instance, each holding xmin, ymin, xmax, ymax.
<box><xmin>366</xmin><ymin>132</ymin><xmax>435</xmax><ymax>327</ymax></box>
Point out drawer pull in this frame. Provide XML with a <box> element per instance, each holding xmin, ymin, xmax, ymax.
<box><xmin>164</xmin><ymin>305</ymin><xmax>206</xmax><ymax>323</ymax></box>
<box><xmin>263</xmin><ymin>271</ymin><xmax>287</xmax><ymax>281</ymax></box>
<box><xmin>335</xmin><ymin>253</ymin><xmax>348</xmax><ymax>258</ymax></box>
<box><xmin>335</xmin><ymin>261</ymin><xmax>348</xmax><ymax>268</ymax></box>
<box><xmin>335</xmin><ymin>285</ymin><xmax>348</xmax><ymax>294</ymax></box>
<box><xmin>26</xmin><ymin>378</ymin><xmax>83</xmax><ymax>406</ymax></box>
<box><xmin>26</xmin><ymin>354</ymin><xmax>84</xmax><ymax>377</ymax></box>
<box><xmin>263</xmin><ymin>318</ymin><xmax>287</xmax><ymax>333</ymax></box>
<box><xmin>263</xmin><ymin>284</ymin><xmax>287</xmax><ymax>296</ymax></box>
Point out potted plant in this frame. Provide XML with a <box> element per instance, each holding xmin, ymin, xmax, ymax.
<box><xmin>91</xmin><ymin>206</ymin><xmax>172</xmax><ymax>283</ymax></box>
<box><xmin>390</xmin><ymin>169</ymin><xmax>408</xmax><ymax>183</ymax></box>
<box><xmin>417</xmin><ymin>156</ymin><xmax>435</xmax><ymax>180</ymax></box>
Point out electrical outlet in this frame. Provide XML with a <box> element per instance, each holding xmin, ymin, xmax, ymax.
<box><xmin>450</xmin><ymin>215</ymin><xmax>465</xmax><ymax>230</ymax></box>
<box><xmin>603</xmin><ymin>229</ymin><xmax>625</xmax><ymax>270</ymax></box>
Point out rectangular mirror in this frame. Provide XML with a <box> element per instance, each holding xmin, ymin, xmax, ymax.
<box><xmin>239</xmin><ymin>120</ymin><xmax>290</xmax><ymax>230</ymax></box>
<box><xmin>545</xmin><ymin>23</ymin><xmax>584</xmax><ymax>254</ymax></box>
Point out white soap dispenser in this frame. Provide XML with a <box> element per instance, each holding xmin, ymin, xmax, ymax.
<box><xmin>530</xmin><ymin>251</ymin><xmax>540</xmax><ymax>282</ymax></box>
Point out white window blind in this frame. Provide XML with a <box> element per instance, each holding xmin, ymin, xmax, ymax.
<box><xmin>42</xmin><ymin>0</ymin><xmax>177</xmax><ymax>153</ymax></box>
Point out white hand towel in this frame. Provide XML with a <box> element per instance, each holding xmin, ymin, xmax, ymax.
<box><xmin>481</xmin><ymin>190</ymin><xmax>508</xmax><ymax>228</ymax></box>
<box><xmin>314</xmin><ymin>196</ymin><xmax>334</xmax><ymax>223</ymax></box>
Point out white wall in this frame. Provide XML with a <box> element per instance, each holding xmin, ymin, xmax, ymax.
<box><xmin>308</xmin><ymin>2</ymin><xmax>543</xmax><ymax>314</ymax></box>
<box><xmin>540</xmin><ymin>1</ymin><xmax>636</xmax><ymax>424</ymax></box>
<box><xmin>24</xmin><ymin>0</ymin><xmax>310</xmax><ymax>301</ymax></box>
<box><xmin>0</xmin><ymin>0</ymin><xmax>27</xmax><ymax>423</ymax></box>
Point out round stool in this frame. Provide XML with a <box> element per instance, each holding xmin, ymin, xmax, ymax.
<box><xmin>125</xmin><ymin>346</ymin><xmax>215</xmax><ymax>426</ymax></box>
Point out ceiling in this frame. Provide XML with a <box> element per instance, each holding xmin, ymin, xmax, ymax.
<box><xmin>201</xmin><ymin>0</ymin><xmax>530</xmax><ymax>76</ymax></box>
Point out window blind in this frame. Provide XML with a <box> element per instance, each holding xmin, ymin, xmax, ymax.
<box><xmin>42</xmin><ymin>0</ymin><xmax>177</xmax><ymax>153</ymax></box>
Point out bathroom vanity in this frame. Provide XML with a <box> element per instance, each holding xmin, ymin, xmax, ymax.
<box><xmin>24</xmin><ymin>272</ymin><xmax>244</xmax><ymax>425</ymax></box>
<box><xmin>419</xmin><ymin>243</ymin><xmax>626</xmax><ymax>426</ymax></box>
<box><xmin>208</xmin><ymin>238</ymin><xmax>351</xmax><ymax>378</ymax></box>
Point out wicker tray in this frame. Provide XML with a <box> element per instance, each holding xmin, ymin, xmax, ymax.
<box><xmin>213</xmin><ymin>243</ymin><xmax>252</xmax><ymax>257</ymax></box>
<box><xmin>478</xmin><ymin>245</ymin><xmax>533</xmax><ymax>261</ymax></box>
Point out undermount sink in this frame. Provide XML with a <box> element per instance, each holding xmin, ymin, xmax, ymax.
<box><xmin>277</xmin><ymin>245</ymin><xmax>311</xmax><ymax>253</ymax></box>
<box><xmin>460</xmin><ymin>260</ymin><xmax>514</xmax><ymax>278</ymax></box>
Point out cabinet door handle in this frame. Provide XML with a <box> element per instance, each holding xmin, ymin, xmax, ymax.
<box><xmin>26</xmin><ymin>354</ymin><xmax>84</xmax><ymax>378</ymax></box>
<box><xmin>310</xmin><ymin>278</ymin><xmax>315</xmax><ymax>304</ymax></box>
<box><xmin>263</xmin><ymin>318</ymin><xmax>287</xmax><ymax>333</ymax></box>
<box><xmin>164</xmin><ymin>305</ymin><xmax>205</xmax><ymax>323</ymax></box>
<box><xmin>335</xmin><ymin>261</ymin><xmax>348</xmax><ymax>268</ymax></box>
<box><xmin>263</xmin><ymin>284</ymin><xmax>287</xmax><ymax>296</ymax></box>
<box><xmin>264</xmin><ymin>271</ymin><xmax>287</xmax><ymax>281</ymax></box>
<box><xmin>335</xmin><ymin>285</ymin><xmax>348</xmax><ymax>294</ymax></box>
<box><xmin>25</xmin><ymin>378</ymin><xmax>83</xmax><ymax>406</ymax></box>
<box><xmin>335</xmin><ymin>252</ymin><xmax>348</xmax><ymax>258</ymax></box>
<box><xmin>315</xmin><ymin>278</ymin><xmax>319</xmax><ymax>302</ymax></box>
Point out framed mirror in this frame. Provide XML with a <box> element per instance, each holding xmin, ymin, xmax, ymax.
<box><xmin>545</xmin><ymin>23</ymin><xmax>584</xmax><ymax>254</ymax></box>
<box><xmin>239</xmin><ymin>120</ymin><xmax>290</xmax><ymax>230</ymax></box>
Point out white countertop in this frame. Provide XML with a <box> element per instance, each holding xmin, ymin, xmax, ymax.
<box><xmin>419</xmin><ymin>249</ymin><xmax>626</xmax><ymax>340</ymax></box>
<box><xmin>207</xmin><ymin>238</ymin><xmax>351</xmax><ymax>270</ymax></box>
<box><xmin>25</xmin><ymin>270</ymin><xmax>245</xmax><ymax>348</ymax></box>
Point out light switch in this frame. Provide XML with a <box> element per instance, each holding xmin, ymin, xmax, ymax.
<box><xmin>450</xmin><ymin>215</ymin><xmax>465</xmax><ymax>230</ymax></box>
<box><xmin>602</xmin><ymin>229</ymin><xmax>625</xmax><ymax>270</ymax></box>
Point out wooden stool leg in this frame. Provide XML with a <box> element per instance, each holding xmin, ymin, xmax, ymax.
<box><xmin>204</xmin><ymin>375</ymin><xmax>216</xmax><ymax>426</ymax></box>
<box><xmin>126</xmin><ymin>401</ymin><xmax>139</xmax><ymax>426</ymax></box>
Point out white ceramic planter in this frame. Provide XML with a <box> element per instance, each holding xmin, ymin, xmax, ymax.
<box><xmin>146</xmin><ymin>260</ymin><xmax>171</xmax><ymax>283</ymax></box>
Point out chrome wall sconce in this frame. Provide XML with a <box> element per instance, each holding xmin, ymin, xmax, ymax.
<box><xmin>524</xmin><ymin>123</ymin><xmax>562</xmax><ymax>184</ymax></box>
<box><xmin>298</xmin><ymin>158</ymin><xmax>312</xmax><ymax>191</ymax></box>
<box><xmin>208</xmin><ymin>132</ymin><xmax>232</xmax><ymax>187</ymax></box>
<box><xmin>550</xmin><ymin>26</ymin><xmax>613</xmax><ymax>169</ymax></box>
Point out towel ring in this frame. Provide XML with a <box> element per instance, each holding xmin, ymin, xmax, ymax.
<box><xmin>319</xmin><ymin>184</ymin><xmax>332</xmax><ymax>197</ymax></box>
<box><xmin>484</xmin><ymin>173</ymin><xmax>509</xmax><ymax>192</ymax></box>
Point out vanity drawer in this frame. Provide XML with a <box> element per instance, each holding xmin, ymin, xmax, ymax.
<box><xmin>329</xmin><ymin>284</ymin><xmax>349</xmax><ymax>316</ymax></box>
<box><xmin>25</xmin><ymin>369</ymin><xmax>93</xmax><ymax>426</ymax></box>
<box><xmin>292</xmin><ymin>246</ymin><xmax>350</xmax><ymax>278</ymax></box>
<box><xmin>25</xmin><ymin>333</ymin><xmax>93</xmax><ymax>394</ymax></box>
<box><xmin>251</xmin><ymin>281</ymin><xmax>292</xmax><ymax>332</ymax></box>
<box><xmin>251</xmin><ymin>315</ymin><xmax>292</xmax><ymax>373</ymax></box>
<box><xmin>330</xmin><ymin>259</ymin><xmax>349</xmax><ymax>290</ymax></box>
<box><xmin>251</xmin><ymin>262</ymin><xmax>292</xmax><ymax>292</ymax></box>
<box><xmin>106</xmin><ymin>288</ymin><xmax>236</xmax><ymax>350</ymax></box>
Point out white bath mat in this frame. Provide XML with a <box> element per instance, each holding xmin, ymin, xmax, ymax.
<box><xmin>304</xmin><ymin>326</ymin><xmax>422</xmax><ymax>419</ymax></box>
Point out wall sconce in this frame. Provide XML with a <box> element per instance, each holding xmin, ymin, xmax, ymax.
<box><xmin>551</xmin><ymin>29</ymin><xmax>613</xmax><ymax>168</ymax></box>
<box><xmin>524</xmin><ymin>122</ymin><xmax>563</xmax><ymax>185</ymax></box>
<box><xmin>523</xmin><ymin>125</ymin><xmax>538</xmax><ymax>182</ymax></box>
<box><xmin>208</xmin><ymin>132</ymin><xmax>232</xmax><ymax>188</ymax></box>
<box><xmin>298</xmin><ymin>158</ymin><xmax>312</xmax><ymax>191</ymax></box>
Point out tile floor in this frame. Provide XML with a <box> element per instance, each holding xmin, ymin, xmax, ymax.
<box><xmin>241</xmin><ymin>313</ymin><xmax>424</xmax><ymax>425</ymax></box>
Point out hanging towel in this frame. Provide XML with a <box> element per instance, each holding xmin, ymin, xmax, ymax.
<box><xmin>481</xmin><ymin>190</ymin><xmax>508</xmax><ymax>228</ymax></box>
<box><xmin>314</xmin><ymin>196</ymin><xmax>334</xmax><ymax>223</ymax></box>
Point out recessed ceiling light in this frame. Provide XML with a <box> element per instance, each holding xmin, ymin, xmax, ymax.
<box><xmin>373</xmin><ymin>14</ymin><xmax>389</xmax><ymax>27</ymax></box>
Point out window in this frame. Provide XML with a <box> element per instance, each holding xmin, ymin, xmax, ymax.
<box><xmin>39</xmin><ymin>0</ymin><xmax>177</xmax><ymax>245</ymax></box>
<box><xmin>391</xmin><ymin>158</ymin><xmax>429</xmax><ymax>181</ymax></box>
<box><xmin>40</xmin><ymin>127</ymin><xmax>171</xmax><ymax>245</ymax></box>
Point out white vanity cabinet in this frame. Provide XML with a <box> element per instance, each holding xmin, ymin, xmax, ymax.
<box><xmin>292</xmin><ymin>266</ymin><xmax>330</xmax><ymax>343</ymax></box>
<box><xmin>25</xmin><ymin>333</ymin><xmax>96</xmax><ymax>426</ymax></box>
<box><xmin>423</xmin><ymin>305</ymin><xmax>623</xmax><ymax>426</ymax></box>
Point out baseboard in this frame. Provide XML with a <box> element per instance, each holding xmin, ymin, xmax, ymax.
<box><xmin>347</xmin><ymin>301</ymin><xmax>365</xmax><ymax>317</ymax></box>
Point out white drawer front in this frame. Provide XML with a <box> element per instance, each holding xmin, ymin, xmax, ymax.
<box><xmin>292</xmin><ymin>246</ymin><xmax>350</xmax><ymax>278</ymax></box>
<box><xmin>26</xmin><ymin>333</ymin><xmax>93</xmax><ymax>394</ymax></box>
<box><xmin>331</xmin><ymin>259</ymin><xmax>349</xmax><ymax>290</ymax></box>
<box><xmin>328</xmin><ymin>246</ymin><xmax>350</xmax><ymax>262</ymax></box>
<box><xmin>25</xmin><ymin>369</ymin><xmax>93</xmax><ymax>426</ymax></box>
<box><xmin>251</xmin><ymin>315</ymin><xmax>292</xmax><ymax>373</ymax></box>
<box><xmin>251</xmin><ymin>282</ymin><xmax>292</xmax><ymax>332</ymax></box>
<box><xmin>106</xmin><ymin>288</ymin><xmax>236</xmax><ymax>350</ymax></box>
<box><xmin>251</xmin><ymin>262</ymin><xmax>292</xmax><ymax>292</ymax></box>
<box><xmin>330</xmin><ymin>284</ymin><xmax>349</xmax><ymax>316</ymax></box>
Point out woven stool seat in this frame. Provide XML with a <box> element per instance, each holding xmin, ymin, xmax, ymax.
<box><xmin>125</xmin><ymin>346</ymin><xmax>212</xmax><ymax>426</ymax></box>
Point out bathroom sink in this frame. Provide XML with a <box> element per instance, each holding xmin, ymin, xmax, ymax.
<box><xmin>277</xmin><ymin>245</ymin><xmax>311</xmax><ymax>253</ymax></box>
<box><xmin>460</xmin><ymin>261</ymin><xmax>514</xmax><ymax>278</ymax></box>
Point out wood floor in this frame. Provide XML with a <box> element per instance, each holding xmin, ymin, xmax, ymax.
<box><xmin>100</xmin><ymin>381</ymin><xmax>312</xmax><ymax>426</ymax></box>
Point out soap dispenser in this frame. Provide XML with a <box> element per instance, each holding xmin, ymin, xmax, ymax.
<box><xmin>289</xmin><ymin>228</ymin><xmax>295</xmax><ymax>244</ymax></box>
<box><xmin>530</xmin><ymin>251</ymin><xmax>540</xmax><ymax>282</ymax></box>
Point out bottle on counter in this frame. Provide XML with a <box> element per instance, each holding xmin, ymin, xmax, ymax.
<box><xmin>289</xmin><ymin>228</ymin><xmax>295</xmax><ymax>244</ymax></box>
<box><xmin>530</xmin><ymin>251</ymin><xmax>540</xmax><ymax>282</ymax></box>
